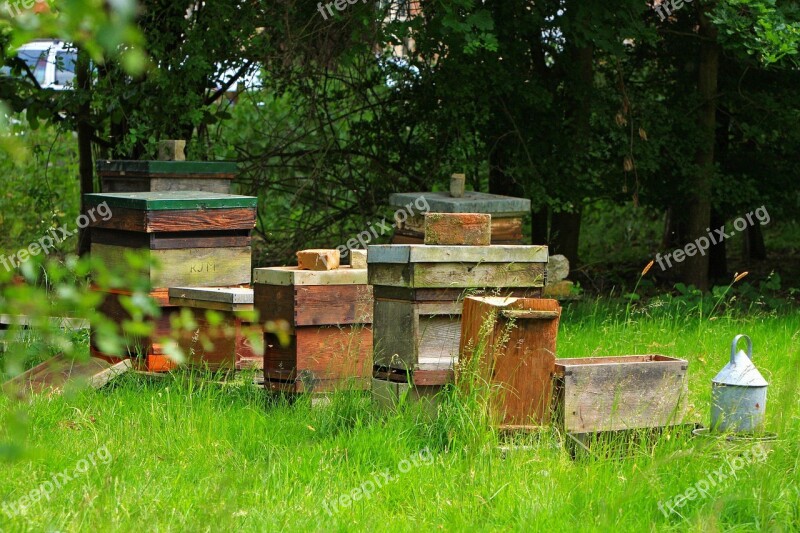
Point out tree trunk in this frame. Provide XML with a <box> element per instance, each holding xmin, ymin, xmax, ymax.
<box><xmin>684</xmin><ymin>9</ymin><xmax>719</xmax><ymax>290</ymax></box>
<box><xmin>551</xmin><ymin>210</ymin><xmax>582</xmax><ymax>265</ymax></box>
<box><xmin>743</xmin><ymin>224</ymin><xmax>767</xmax><ymax>261</ymax></box>
<box><xmin>662</xmin><ymin>206</ymin><xmax>687</xmax><ymax>249</ymax></box>
<box><xmin>76</xmin><ymin>48</ymin><xmax>94</xmax><ymax>257</ymax></box>
<box><xmin>708</xmin><ymin>209</ymin><xmax>727</xmax><ymax>281</ymax></box>
<box><xmin>531</xmin><ymin>207</ymin><xmax>548</xmax><ymax>245</ymax></box>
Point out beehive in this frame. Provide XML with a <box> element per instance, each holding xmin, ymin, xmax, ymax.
<box><xmin>369</xmin><ymin>244</ymin><xmax>548</xmax><ymax>387</ymax></box>
<box><xmin>86</xmin><ymin>191</ymin><xmax>256</xmax><ymax>288</ymax></box>
<box><xmin>168</xmin><ymin>287</ymin><xmax>262</xmax><ymax>371</ymax></box>
<box><xmin>253</xmin><ymin>266</ymin><xmax>373</xmax><ymax>393</ymax></box>
<box><xmin>87</xmin><ymin>191</ymin><xmax>257</xmax><ymax>371</ymax></box>
<box><xmin>97</xmin><ymin>160</ymin><xmax>238</xmax><ymax>194</ymax></box>
<box><xmin>389</xmin><ymin>191</ymin><xmax>530</xmax><ymax>245</ymax></box>
<box><xmin>460</xmin><ymin>296</ymin><xmax>561</xmax><ymax>428</ymax></box>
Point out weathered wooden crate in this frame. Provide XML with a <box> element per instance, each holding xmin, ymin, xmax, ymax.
<box><xmin>369</xmin><ymin>245</ymin><xmax>548</xmax><ymax>380</ymax></box>
<box><xmin>253</xmin><ymin>266</ymin><xmax>373</xmax><ymax>392</ymax></box>
<box><xmin>552</xmin><ymin>355</ymin><xmax>689</xmax><ymax>434</ymax></box>
<box><xmin>168</xmin><ymin>287</ymin><xmax>262</xmax><ymax>371</ymax></box>
<box><xmin>97</xmin><ymin>160</ymin><xmax>238</xmax><ymax>194</ymax></box>
<box><xmin>90</xmin><ymin>287</ymin><xmax>178</xmax><ymax>358</ymax></box>
<box><xmin>85</xmin><ymin>191</ymin><xmax>256</xmax><ymax>288</ymax></box>
<box><xmin>389</xmin><ymin>191</ymin><xmax>530</xmax><ymax>245</ymax></box>
<box><xmin>459</xmin><ymin>296</ymin><xmax>561</xmax><ymax>429</ymax></box>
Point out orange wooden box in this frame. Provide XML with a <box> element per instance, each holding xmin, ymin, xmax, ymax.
<box><xmin>459</xmin><ymin>297</ymin><xmax>561</xmax><ymax>428</ymax></box>
<box><xmin>253</xmin><ymin>267</ymin><xmax>372</xmax><ymax>391</ymax></box>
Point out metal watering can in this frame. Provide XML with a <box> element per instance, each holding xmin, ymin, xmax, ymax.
<box><xmin>711</xmin><ymin>334</ymin><xmax>768</xmax><ymax>433</ymax></box>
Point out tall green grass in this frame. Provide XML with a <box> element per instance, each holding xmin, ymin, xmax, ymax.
<box><xmin>0</xmin><ymin>300</ymin><xmax>798</xmax><ymax>531</ymax></box>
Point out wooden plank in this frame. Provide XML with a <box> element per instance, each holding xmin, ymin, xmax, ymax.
<box><xmin>101</xmin><ymin>178</ymin><xmax>232</xmax><ymax>194</ymax></box>
<box><xmin>460</xmin><ymin>297</ymin><xmax>560</xmax><ymax>427</ymax></box>
<box><xmin>297</xmin><ymin>249</ymin><xmax>340</xmax><ymax>271</ymax></box>
<box><xmin>372</xmin><ymin>299</ymin><xmax>418</xmax><ymax>369</ymax></box>
<box><xmin>85</xmin><ymin>191</ymin><xmax>255</xmax><ymax>211</ymax></box>
<box><xmin>89</xmin><ymin>359</ymin><xmax>133</xmax><ymax>389</ymax></box>
<box><xmin>294</xmin><ymin>285</ymin><xmax>373</xmax><ymax>326</ymax></box>
<box><xmin>367</xmin><ymin>245</ymin><xmax>549</xmax><ymax>264</ymax></box>
<box><xmin>500</xmin><ymin>309</ymin><xmax>559</xmax><ymax>319</ymax></box>
<box><xmin>97</xmin><ymin>160</ymin><xmax>238</xmax><ymax>177</ymax></box>
<box><xmin>91</xmin><ymin>228</ymin><xmax>251</xmax><ymax>250</ymax></box>
<box><xmin>91</xmin><ymin>244</ymin><xmax>251</xmax><ymax>288</ymax></box>
<box><xmin>397</xmin><ymin>214</ymin><xmax>523</xmax><ymax>241</ymax></box>
<box><xmin>266</xmin><ymin>376</ymin><xmax>370</xmax><ymax>394</ymax></box>
<box><xmin>388</xmin><ymin>191</ymin><xmax>530</xmax><ymax>215</ymax></box>
<box><xmin>0</xmin><ymin>314</ymin><xmax>89</xmax><ymax>330</ymax></box>
<box><xmin>90</xmin><ymin>286</ymin><xmax>171</xmax><ymax>306</ymax></box>
<box><xmin>424</xmin><ymin>213</ymin><xmax>491</xmax><ymax>246</ymax></box>
<box><xmin>417</xmin><ymin>315</ymin><xmax>461</xmax><ymax>368</ymax></box>
<box><xmin>554</xmin><ymin>355</ymin><xmax>688</xmax><ymax>433</ymax></box>
<box><xmin>372</xmin><ymin>286</ymin><xmax>541</xmax><ymax>302</ymax></box>
<box><xmin>2</xmin><ymin>355</ymin><xmax>130</xmax><ymax>398</ymax></box>
<box><xmin>167</xmin><ymin>298</ymin><xmax>253</xmax><ymax>312</ymax></box>
<box><xmin>254</xmin><ymin>284</ymin><xmax>295</xmax><ymax>325</ymax></box>
<box><xmin>264</xmin><ymin>325</ymin><xmax>372</xmax><ymax>382</ymax></box>
<box><xmin>254</xmin><ymin>284</ymin><xmax>372</xmax><ymax>326</ymax></box>
<box><xmin>168</xmin><ymin>287</ymin><xmax>253</xmax><ymax>305</ymax></box>
<box><xmin>252</xmin><ymin>266</ymin><xmax>367</xmax><ymax>286</ymax></box>
<box><xmin>88</xmin><ymin>207</ymin><xmax>256</xmax><ymax>233</ymax></box>
<box><xmin>373</xmin><ymin>298</ymin><xmax>462</xmax><ymax>370</ymax></box>
<box><xmin>368</xmin><ymin>262</ymin><xmax>546</xmax><ymax>289</ymax></box>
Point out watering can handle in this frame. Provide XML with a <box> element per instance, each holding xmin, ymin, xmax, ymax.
<box><xmin>731</xmin><ymin>334</ymin><xmax>753</xmax><ymax>363</ymax></box>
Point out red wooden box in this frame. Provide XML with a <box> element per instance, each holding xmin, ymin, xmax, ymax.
<box><xmin>253</xmin><ymin>266</ymin><xmax>373</xmax><ymax>392</ymax></box>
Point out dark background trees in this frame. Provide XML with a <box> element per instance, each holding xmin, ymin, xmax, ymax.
<box><xmin>2</xmin><ymin>0</ymin><xmax>799</xmax><ymax>291</ymax></box>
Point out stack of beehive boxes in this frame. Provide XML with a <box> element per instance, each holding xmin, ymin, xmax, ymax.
<box><xmin>253</xmin><ymin>250</ymin><xmax>373</xmax><ymax>393</ymax></box>
<box><xmin>86</xmin><ymin>191</ymin><xmax>257</xmax><ymax>372</ymax></box>
<box><xmin>370</xmin><ymin>212</ymin><xmax>549</xmax><ymax>407</ymax></box>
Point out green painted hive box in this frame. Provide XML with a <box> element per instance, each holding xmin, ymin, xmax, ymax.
<box><xmin>97</xmin><ymin>160</ymin><xmax>238</xmax><ymax>194</ymax></box>
<box><xmin>85</xmin><ymin>191</ymin><xmax>257</xmax><ymax>288</ymax></box>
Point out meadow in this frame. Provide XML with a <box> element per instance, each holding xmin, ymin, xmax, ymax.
<box><xmin>1</xmin><ymin>299</ymin><xmax>798</xmax><ymax>532</ymax></box>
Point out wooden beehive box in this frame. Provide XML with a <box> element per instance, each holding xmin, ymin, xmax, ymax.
<box><xmin>552</xmin><ymin>355</ymin><xmax>689</xmax><ymax>434</ymax></box>
<box><xmin>369</xmin><ymin>244</ymin><xmax>548</xmax><ymax>385</ymax></box>
<box><xmin>168</xmin><ymin>287</ymin><xmax>262</xmax><ymax>371</ymax></box>
<box><xmin>389</xmin><ymin>192</ymin><xmax>530</xmax><ymax>245</ymax></box>
<box><xmin>85</xmin><ymin>191</ymin><xmax>256</xmax><ymax>288</ymax></box>
<box><xmin>253</xmin><ymin>266</ymin><xmax>373</xmax><ymax>393</ymax></box>
<box><xmin>89</xmin><ymin>287</ymin><xmax>180</xmax><ymax>372</ymax></box>
<box><xmin>460</xmin><ymin>296</ymin><xmax>561</xmax><ymax>428</ymax></box>
<box><xmin>97</xmin><ymin>160</ymin><xmax>238</xmax><ymax>194</ymax></box>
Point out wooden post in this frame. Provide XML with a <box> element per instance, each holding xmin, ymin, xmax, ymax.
<box><xmin>157</xmin><ymin>140</ymin><xmax>187</xmax><ymax>161</ymax></box>
<box><xmin>450</xmin><ymin>173</ymin><xmax>466</xmax><ymax>198</ymax></box>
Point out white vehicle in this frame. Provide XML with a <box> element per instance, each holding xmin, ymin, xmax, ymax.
<box><xmin>1</xmin><ymin>40</ymin><xmax>77</xmax><ymax>90</ymax></box>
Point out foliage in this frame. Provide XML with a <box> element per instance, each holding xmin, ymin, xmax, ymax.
<box><xmin>0</xmin><ymin>122</ymin><xmax>80</xmax><ymax>256</ymax></box>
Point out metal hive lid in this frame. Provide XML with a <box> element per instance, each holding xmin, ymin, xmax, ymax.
<box><xmin>712</xmin><ymin>334</ymin><xmax>768</xmax><ymax>387</ymax></box>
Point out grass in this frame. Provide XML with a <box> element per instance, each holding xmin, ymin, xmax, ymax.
<box><xmin>1</xmin><ymin>300</ymin><xmax>799</xmax><ymax>531</ymax></box>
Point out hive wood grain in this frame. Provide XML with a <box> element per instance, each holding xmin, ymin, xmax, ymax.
<box><xmin>424</xmin><ymin>213</ymin><xmax>491</xmax><ymax>246</ymax></box>
<box><xmin>459</xmin><ymin>297</ymin><xmax>561</xmax><ymax>428</ymax></box>
<box><xmin>552</xmin><ymin>355</ymin><xmax>689</xmax><ymax>433</ymax></box>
